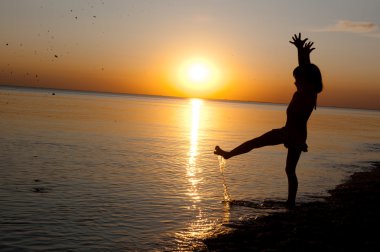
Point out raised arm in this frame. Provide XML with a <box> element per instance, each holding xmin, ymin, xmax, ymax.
<box><xmin>290</xmin><ymin>33</ymin><xmax>315</xmax><ymax>66</ymax></box>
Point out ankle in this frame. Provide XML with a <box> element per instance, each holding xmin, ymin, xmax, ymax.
<box><xmin>224</xmin><ymin>152</ymin><xmax>232</xmax><ymax>159</ymax></box>
<box><xmin>286</xmin><ymin>200</ymin><xmax>296</xmax><ymax>209</ymax></box>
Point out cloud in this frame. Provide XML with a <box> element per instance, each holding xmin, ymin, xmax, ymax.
<box><xmin>319</xmin><ymin>20</ymin><xmax>378</xmax><ymax>33</ymax></box>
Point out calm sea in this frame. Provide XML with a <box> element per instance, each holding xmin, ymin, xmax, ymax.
<box><xmin>1</xmin><ymin>86</ymin><xmax>379</xmax><ymax>251</ymax></box>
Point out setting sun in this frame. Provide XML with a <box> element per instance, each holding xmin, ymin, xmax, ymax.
<box><xmin>188</xmin><ymin>63</ymin><xmax>210</xmax><ymax>83</ymax></box>
<box><xmin>176</xmin><ymin>58</ymin><xmax>222</xmax><ymax>97</ymax></box>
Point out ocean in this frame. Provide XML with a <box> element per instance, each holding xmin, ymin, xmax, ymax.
<box><xmin>1</xmin><ymin>86</ymin><xmax>379</xmax><ymax>251</ymax></box>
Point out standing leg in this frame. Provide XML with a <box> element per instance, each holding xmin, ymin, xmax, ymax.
<box><xmin>285</xmin><ymin>148</ymin><xmax>302</xmax><ymax>209</ymax></box>
<box><xmin>214</xmin><ymin>128</ymin><xmax>284</xmax><ymax>159</ymax></box>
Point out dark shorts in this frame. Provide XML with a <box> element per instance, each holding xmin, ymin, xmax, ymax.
<box><xmin>270</xmin><ymin>127</ymin><xmax>308</xmax><ymax>152</ymax></box>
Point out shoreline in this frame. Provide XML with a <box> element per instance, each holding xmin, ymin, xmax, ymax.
<box><xmin>203</xmin><ymin>161</ymin><xmax>380</xmax><ymax>251</ymax></box>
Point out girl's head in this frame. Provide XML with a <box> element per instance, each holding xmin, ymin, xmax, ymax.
<box><xmin>293</xmin><ymin>64</ymin><xmax>323</xmax><ymax>93</ymax></box>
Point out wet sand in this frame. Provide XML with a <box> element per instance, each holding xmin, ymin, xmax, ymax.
<box><xmin>203</xmin><ymin>161</ymin><xmax>380</xmax><ymax>251</ymax></box>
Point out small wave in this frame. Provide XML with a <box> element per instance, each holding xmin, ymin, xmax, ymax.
<box><xmin>361</xmin><ymin>143</ymin><xmax>380</xmax><ymax>153</ymax></box>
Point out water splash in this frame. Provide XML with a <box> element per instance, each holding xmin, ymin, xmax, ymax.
<box><xmin>218</xmin><ymin>156</ymin><xmax>231</xmax><ymax>202</ymax></box>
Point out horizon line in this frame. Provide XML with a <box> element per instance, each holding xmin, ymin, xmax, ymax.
<box><xmin>1</xmin><ymin>84</ymin><xmax>379</xmax><ymax>112</ymax></box>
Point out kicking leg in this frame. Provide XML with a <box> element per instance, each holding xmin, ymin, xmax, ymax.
<box><xmin>214</xmin><ymin>129</ymin><xmax>284</xmax><ymax>159</ymax></box>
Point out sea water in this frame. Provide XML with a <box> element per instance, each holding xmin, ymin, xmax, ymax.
<box><xmin>1</xmin><ymin>86</ymin><xmax>379</xmax><ymax>251</ymax></box>
<box><xmin>218</xmin><ymin>156</ymin><xmax>231</xmax><ymax>203</ymax></box>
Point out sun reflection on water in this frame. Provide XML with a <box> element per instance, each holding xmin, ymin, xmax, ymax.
<box><xmin>175</xmin><ymin>99</ymin><xmax>232</xmax><ymax>250</ymax></box>
<box><xmin>186</xmin><ymin>99</ymin><xmax>202</xmax><ymax>202</ymax></box>
<box><xmin>175</xmin><ymin>99</ymin><xmax>213</xmax><ymax>249</ymax></box>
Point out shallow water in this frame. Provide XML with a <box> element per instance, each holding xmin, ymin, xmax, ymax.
<box><xmin>1</xmin><ymin>86</ymin><xmax>379</xmax><ymax>250</ymax></box>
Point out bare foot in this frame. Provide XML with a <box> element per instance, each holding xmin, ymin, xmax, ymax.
<box><xmin>214</xmin><ymin>146</ymin><xmax>231</xmax><ymax>159</ymax></box>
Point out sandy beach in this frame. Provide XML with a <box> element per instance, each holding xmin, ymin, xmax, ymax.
<box><xmin>203</xmin><ymin>161</ymin><xmax>380</xmax><ymax>251</ymax></box>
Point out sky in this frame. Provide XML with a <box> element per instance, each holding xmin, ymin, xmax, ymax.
<box><xmin>1</xmin><ymin>0</ymin><xmax>380</xmax><ymax>109</ymax></box>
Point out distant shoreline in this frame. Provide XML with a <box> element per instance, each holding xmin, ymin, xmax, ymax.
<box><xmin>1</xmin><ymin>84</ymin><xmax>379</xmax><ymax>112</ymax></box>
<box><xmin>203</xmin><ymin>161</ymin><xmax>380</xmax><ymax>251</ymax></box>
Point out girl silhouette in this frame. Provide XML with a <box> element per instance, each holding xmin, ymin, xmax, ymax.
<box><xmin>214</xmin><ymin>33</ymin><xmax>323</xmax><ymax>209</ymax></box>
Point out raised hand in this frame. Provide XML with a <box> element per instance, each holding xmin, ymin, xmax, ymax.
<box><xmin>290</xmin><ymin>33</ymin><xmax>315</xmax><ymax>65</ymax></box>
<box><xmin>290</xmin><ymin>33</ymin><xmax>308</xmax><ymax>49</ymax></box>
<box><xmin>303</xmin><ymin>41</ymin><xmax>315</xmax><ymax>54</ymax></box>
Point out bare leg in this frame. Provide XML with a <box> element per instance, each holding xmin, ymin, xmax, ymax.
<box><xmin>285</xmin><ymin>148</ymin><xmax>301</xmax><ymax>209</ymax></box>
<box><xmin>214</xmin><ymin>129</ymin><xmax>284</xmax><ymax>159</ymax></box>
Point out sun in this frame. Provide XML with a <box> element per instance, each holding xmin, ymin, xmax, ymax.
<box><xmin>176</xmin><ymin>58</ymin><xmax>221</xmax><ymax>97</ymax></box>
<box><xmin>188</xmin><ymin>63</ymin><xmax>210</xmax><ymax>83</ymax></box>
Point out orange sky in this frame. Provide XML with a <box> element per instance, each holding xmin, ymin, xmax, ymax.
<box><xmin>1</xmin><ymin>1</ymin><xmax>380</xmax><ymax>110</ymax></box>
